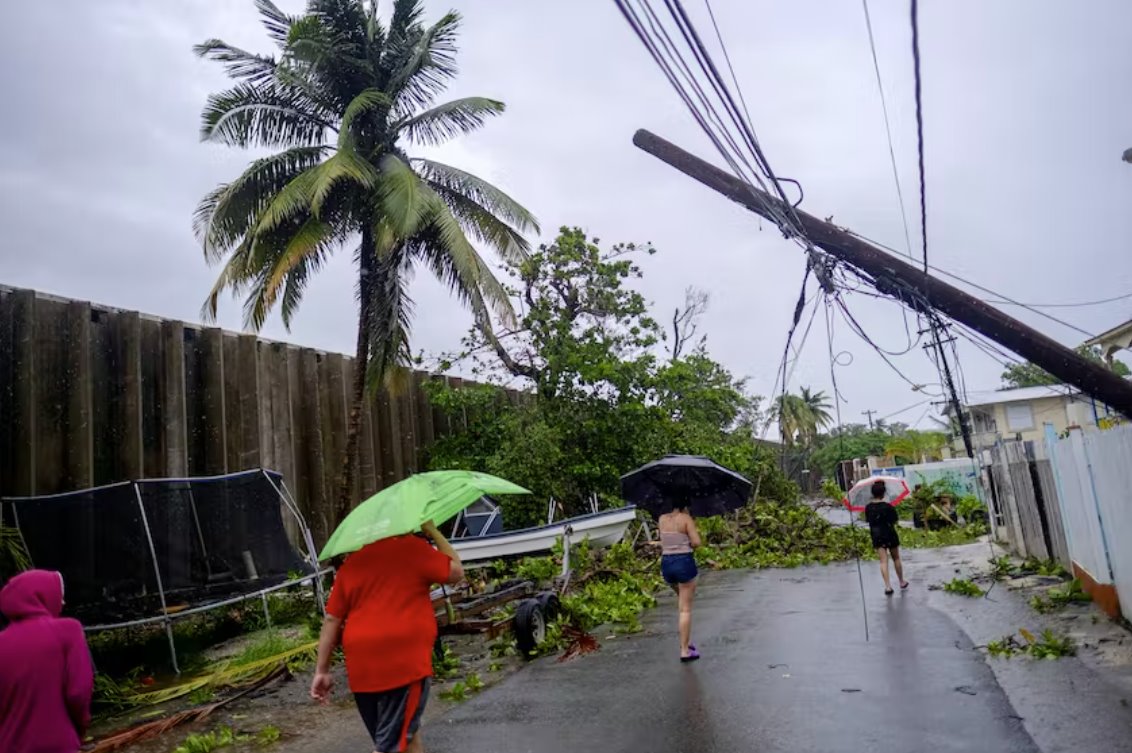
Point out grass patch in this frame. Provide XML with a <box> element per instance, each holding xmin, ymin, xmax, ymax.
<box><xmin>987</xmin><ymin>628</ymin><xmax>1075</xmax><ymax>659</ymax></box>
<box><xmin>1030</xmin><ymin>579</ymin><xmax>1091</xmax><ymax>613</ymax></box>
<box><xmin>174</xmin><ymin>727</ymin><xmax>244</xmax><ymax>753</ymax></box>
<box><xmin>942</xmin><ymin>578</ymin><xmax>984</xmax><ymax>597</ymax></box>
<box><xmin>255</xmin><ymin>725</ymin><xmax>282</xmax><ymax>746</ymax></box>
<box><xmin>231</xmin><ymin>631</ymin><xmax>309</xmax><ymax>667</ymax></box>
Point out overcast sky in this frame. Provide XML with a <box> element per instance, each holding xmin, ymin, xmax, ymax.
<box><xmin>2</xmin><ymin>0</ymin><xmax>1130</xmax><ymax>429</ymax></box>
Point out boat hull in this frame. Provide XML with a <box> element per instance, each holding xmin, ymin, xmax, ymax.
<box><xmin>451</xmin><ymin>507</ymin><xmax>637</xmax><ymax>563</ymax></box>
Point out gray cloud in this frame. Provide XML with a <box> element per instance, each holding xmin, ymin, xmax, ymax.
<box><xmin>2</xmin><ymin>0</ymin><xmax>1130</xmax><ymax>428</ymax></box>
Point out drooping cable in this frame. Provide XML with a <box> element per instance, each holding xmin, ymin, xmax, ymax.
<box><xmin>860</xmin><ymin>0</ymin><xmax>915</xmax><ymax>260</ymax></box>
<box><xmin>910</xmin><ymin>0</ymin><xmax>929</xmax><ymax>273</ymax></box>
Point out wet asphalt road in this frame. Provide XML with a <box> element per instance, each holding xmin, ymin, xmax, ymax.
<box><xmin>423</xmin><ymin>564</ymin><xmax>1040</xmax><ymax>753</ymax></box>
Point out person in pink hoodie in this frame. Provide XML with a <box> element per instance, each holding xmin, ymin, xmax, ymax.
<box><xmin>0</xmin><ymin>570</ymin><xmax>94</xmax><ymax>753</ymax></box>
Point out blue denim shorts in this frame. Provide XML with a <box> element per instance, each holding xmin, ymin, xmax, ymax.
<box><xmin>661</xmin><ymin>553</ymin><xmax>698</xmax><ymax>585</ymax></box>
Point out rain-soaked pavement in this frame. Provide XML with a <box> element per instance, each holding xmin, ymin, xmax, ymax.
<box><xmin>423</xmin><ymin>563</ymin><xmax>1042</xmax><ymax>753</ymax></box>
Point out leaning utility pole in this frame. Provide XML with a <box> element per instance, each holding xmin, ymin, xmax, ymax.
<box><xmin>633</xmin><ymin>129</ymin><xmax>1132</xmax><ymax>420</ymax></box>
<box><xmin>923</xmin><ymin>324</ymin><xmax>976</xmax><ymax>459</ymax></box>
<box><xmin>861</xmin><ymin>409</ymin><xmax>877</xmax><ymax>429</ymax></box>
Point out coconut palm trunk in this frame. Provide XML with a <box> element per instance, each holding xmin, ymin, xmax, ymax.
<box><xmin>338</xmin><ymin>225</ymin><xmax>376</xmax><ymax>520</ymax></box>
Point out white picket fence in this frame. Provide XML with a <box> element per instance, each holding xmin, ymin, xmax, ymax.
<box><xmin>1044</xmin><ymin>423</ymin><xmax>1132</xmax><ymax>621</ymax></box>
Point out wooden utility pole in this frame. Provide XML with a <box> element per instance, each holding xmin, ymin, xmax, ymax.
<box><xmin>861</xmin><ymin>409</ymin><xmax>877</xmax><ymax>428</ymax></box>
<box><xmin>633</xmin><ymin>129</ymin><xmax>1132</xmax><ymax>420</ymax></box>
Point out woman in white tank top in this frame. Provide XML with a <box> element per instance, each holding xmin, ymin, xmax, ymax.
<box><xmin>657</xmin><ymin>501</ymin><xmax>702</xmax><ymax>662</ymax></box>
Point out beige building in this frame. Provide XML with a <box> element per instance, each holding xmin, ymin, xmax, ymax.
<box><xmin>953</xmin><ymin>385</ymin><xmax>1117</xmax><ymax>453</ymax></box>
<box><xmin>1085</xmin><ymin>317</ymin><xmax>1132</xmax><ymax>363</ymax></box>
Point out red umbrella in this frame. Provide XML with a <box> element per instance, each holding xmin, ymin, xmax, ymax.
<box><xmin>843</xmin><ymin>476</ymin><xmax>911</xmax><ymax>513</ymax></box>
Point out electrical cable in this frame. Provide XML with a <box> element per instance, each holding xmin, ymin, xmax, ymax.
<box><xmin>860</xmin><ymin>0</ymin><xmax>915</xmax><ymax>260</ymax></box>
<box><xmin>824</xmin><ymin>295</ymin><xmax>870</xmax><ymax>643</ymax></box>
<box><xmin>614</xmin><ymin>0</ymin><xmax>802</xmax><ymax>235</ymax></box>
<box><xmin>910</xmin><ymin>0</ymin><xmax>928</xmax><ymax>273</ymax></box>
<box><xmin>984</xmin><ymin>292</ymin><xmax>1132</xmax><ymax>309</ymax></box>
<box><xmin>843</xmin><ymin>228</ymin><xmax>1099</xmax><ymax>339</ymax></box>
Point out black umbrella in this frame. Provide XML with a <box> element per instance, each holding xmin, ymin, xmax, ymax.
<box><xmin>619</xmin><ymin>455</ymin><xmax>752</xmax><ymax>518</ymax></box>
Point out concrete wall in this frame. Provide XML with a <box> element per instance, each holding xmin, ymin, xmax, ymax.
<box><xmin>0</xmin><ymin>286</ymin><xmax>507</xmax><ymax>545</ymax></box>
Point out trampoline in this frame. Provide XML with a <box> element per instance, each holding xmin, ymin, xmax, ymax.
<box><xmin>1</xmin><ymin>469</ymin><xmax>327</xmax><ymax>672</ymax></box>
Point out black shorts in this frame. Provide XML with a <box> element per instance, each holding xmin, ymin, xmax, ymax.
<box><xmin>870</xmin><ymin>528</ymin><xmax>900</xmax><ymax>550</ymax></box>
<box><xmin>354</xmin><ymin>678</ymin><xmax>430</xmax><ymax>752</ymax></box>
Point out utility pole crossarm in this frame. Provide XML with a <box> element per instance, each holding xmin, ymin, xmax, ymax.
<box><xmin>632</xmin><ymin>129</ymin><xmax>1132</xmax><ymax>420</ymax></box>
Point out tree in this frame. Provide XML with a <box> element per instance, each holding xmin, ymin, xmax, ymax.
<box><xmin>807</xmin><ymin>424</ymin><xmax>892</xmax><ymax>476</ymax></box>
<box><xmin>669</xmin><ymin>287</ymin><xmax>709</xmax><ymax>361</ymax></box>
<box><xmin>1001</xmin><ymin>345</ymin><xmax>1129</xmax><ymax>389</ymax></box>
<box><xmin>885</xmin><ymin>430</ymin><xmax>948</xmax><ymax>464</ymax></box>
<box><xmin>775</xmin><ymin>387</ymin><xmax>832</xmax><ymax>447</ymax></box>
<box><xmin>195</xmin><ymin>0</ymin><xmax>537</xmax><ymax>520</ymax></box>
<box><xmin>424</xmin><ymin>229</ymin><xmax>796</xmax><ymax>524</ymax></box>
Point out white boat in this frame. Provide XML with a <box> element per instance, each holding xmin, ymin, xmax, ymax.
<box><xmin>451</xmin><ymin>506</ymin><xmax>638</xmax><ymax>563</ymax></box>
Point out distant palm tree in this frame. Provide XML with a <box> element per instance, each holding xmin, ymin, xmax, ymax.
<box><xmin>195</xmin><ymin>0</ymin><xmax>537</xmax><ymax>519</ymax></box>
<box><xmin>799</xmin><ymin>387</ymin><xmax>833</xmax><ymax>440</ymax></box>
<box><xmin>776</xmin><ymin>387</ymin><xmax>833</xmax><ymax>447</ymax></box>
<box><xmin>885</xmin><ymin>430</ymin><xmax>948</xmax><ymax>464</ymax></box>
<box><xmin>775</xmin><ymin>393</ymin><xmax>808</xmax><ymax>447</ymax></box>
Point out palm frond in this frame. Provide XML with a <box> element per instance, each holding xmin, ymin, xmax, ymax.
<box><xmin>310</xmin><ymin>147</ymin><xmax>379</xmax><ymax>216</ymax></box>
<box><xmin>412</xmin><ymin>158</ymin><xmax>539</xmax><ymax>236</ymax></box>
<box><xmin>193</xmin><ymin>39</ymin><xmax>278</xmax><ymax>85</ymax></box>
<box><xmin>394</xmin><ymin>97</ymin><xmax>504</xmax><ymax>146</ymax></box>
<box><xmin>255</xmin><ymin>0</ymin><xmax>296</xmax><ymax>46</ymax></box>
<box><xmin>194</xmin><ymin>146</ymin><xmax>328</xmax><ymax>260</ymax></box>
<box><xmin>280</xmin><ymin>248</ymin><xmax>332</xmax><ymax>328</ymax></box>
<box><xmin>254</xmin><ymin>167</ymin><xmax>320</xmax><ymax>236</ymax></box>
<box><xmin>262</xmin><ymin>216</ymin><xmax>337</xmax><ymax>310</ymax></box>
<box><xmin>385</xmin><ymin>12</ymin><xmax>461</xmax><ymax>118</ymax></box>
<box><xmin>417</xmin><ymin>195</ymin><xmax>516</xmax><ymax>327</ymax></box>
<box><xmin>386</xmin><ymin>0</ymin><xmax>427</xmax><ymax>40</ymax></box>
<box><xmin>363</xmin><ymin>244</ymin><xmax>415</xmax><ymax>391</ymax></box>
<box><xmin>201</xmin><ymin>237</ymin><xmax>255</xmax><ymax>321</ymax></box>
<box><xmin>338</xmin><ymin>87</ymin><xmax>392</xmax><ymax>148</ymax></box>
<box><xmin>377</xmin><ymin>153</ymin><xmax>430</xmax><ymax>237</ymax></box>
<box><xmin>201</xmin><ymin>81</ymin><xmax>332</xmax><ymax>148</ymax></box>
<box><xmin>426</xmin><ymin>180</ymin><xmax>530</xmax><ymax>263</ymax></box>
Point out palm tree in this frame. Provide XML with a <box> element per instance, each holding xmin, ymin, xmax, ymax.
<box><xmin>799</xmin><ymin>387</ymin><xmax>833</xmax><ymax>442</ymax></box>
<box><xmin>195</xmin><ymin>0</ymin><xmax>537</xmax><ymax>520</ymax></box>
<box><xmin>885</xmin><ymin>430</ymin><xmax>948</xmax><ymax>464</ymax></box>
<box><xmin>776</xmin><ymin>387</ymin><xmax>833</xmax><ymax>447</ymax></box>
<box><xmin>774</xmin><ymin>393</ymin><xmax>808</xmax><ymax>447</ymax></box>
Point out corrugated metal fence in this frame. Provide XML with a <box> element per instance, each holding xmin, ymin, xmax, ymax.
<box><xmin>0</xmin><ymin>286</ymin><xmax>514</xmax><ymax>545</ymax></box>
<box><xmin>986</xmin><ymin>424</ymin><xmax>1132</xmax><ymax>621</ymax></box>
<box><xmin>1045</xmin><ymin>424</ymin><xmax>1132</xmax><ymax>621</ymax></box>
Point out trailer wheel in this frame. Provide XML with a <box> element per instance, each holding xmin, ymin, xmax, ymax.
<box><xmin>536</xmin><ymin>592</ymin><xmax>561</xmax><ymax>621</ymax></box>
<box><xmin>513</xmin><ymin>599</ymin><xmax>547</xmax><ymax>658</ymax></box>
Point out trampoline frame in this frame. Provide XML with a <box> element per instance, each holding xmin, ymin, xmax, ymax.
<box><xmin>2</xmin><ymin>468</ymin><xmax>328</xmax><ymax>674</ymax></box>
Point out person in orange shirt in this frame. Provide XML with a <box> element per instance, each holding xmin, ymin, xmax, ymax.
<box><xmin>311</xmin><ymin>521</ymin><xmax>464</xmax><ymax>753</ymax></box>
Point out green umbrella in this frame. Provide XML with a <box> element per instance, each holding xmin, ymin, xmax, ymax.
<box><xmin>318</xmin><ymin>470</ymin><xmax>530</xmax><ymax>560</ymax></box>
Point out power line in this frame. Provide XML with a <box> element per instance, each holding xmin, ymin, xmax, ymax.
<box><xmin>843</xmin><ymin>228</ymin><xmax>1099</xmax><ymax>339</ymax></box>
<box><xmin>878</xmin><ymin>398</ymin><xmax>931</xmax><ymax>422</ymax></box>
<box><xmin>823</xmin><ymin>295</ymin><xmax>870</xmax><ymax>643</ymax></box>
<box><xmin>860</xmin><ymin>0</ymin><xmax>915</xmax><ymax>260</ymax></box>
<box><xmin>986</xmin><ymin>291</ymin><xmax>1132</xmax><ymax>309</ymax></box>
<box><xmin>910</xmin><ymin>0</ymin><xmax>928</xmax><ymax>273</ymax></box>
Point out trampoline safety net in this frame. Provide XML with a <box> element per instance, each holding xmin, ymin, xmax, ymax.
<box><xmin>1</xmin><ymin>470</ymin><xmax>317</xmax><ymax>624</ymax></box>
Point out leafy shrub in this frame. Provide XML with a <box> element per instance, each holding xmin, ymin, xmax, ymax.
<box><xmin>175</xmin><ymin>727</ymin><xmax>244</xmax><ymax>753</ymax></box>
<box><xmin>986</xmin><ymin>629</ymin><xmax>1075</xmax><ymax>659</ymax></box>
<box><xmin>432</xmin><ymin>643</ymin><xmax>461</xmax><ymax>679</ymax></box>
<box><xmin>942</xmin><ymin>578</ymin><xmax>984</xmax><ymax>597</ymax></box>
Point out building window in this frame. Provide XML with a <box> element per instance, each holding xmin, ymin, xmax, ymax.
<box><xmin>1005</xmin><ymin>403</ymin><xmax>1035</xmax><ymax>431</ymax></box>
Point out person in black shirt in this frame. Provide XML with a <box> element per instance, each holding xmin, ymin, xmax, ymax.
<box><xmin>864</xmin><ymin>479</ymin><xmax>909</xmax><ymax>595</ymax></box>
